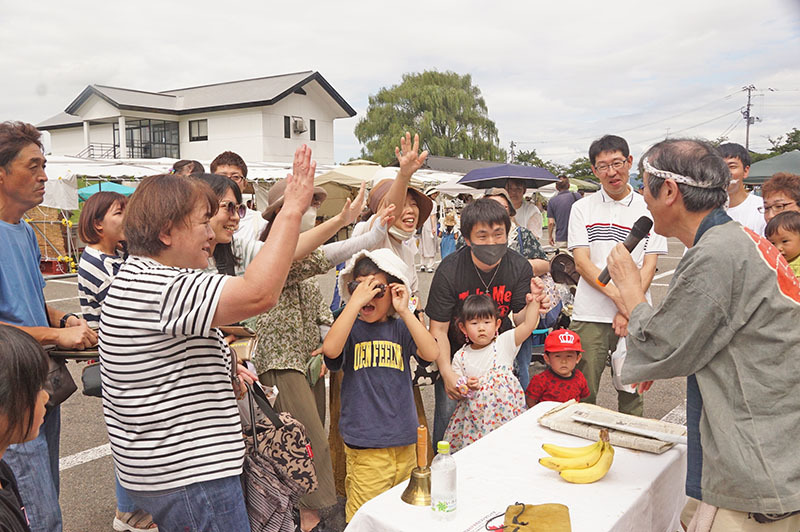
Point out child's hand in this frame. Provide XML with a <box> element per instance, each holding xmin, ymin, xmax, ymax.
<box><xmin>526</xmin><ymin>277</ymin><xmax>550</xmax><ymax>314</ymax></box>
<box><xmin>389</xmin><ymin>282</ymin><xmax>410</xmax><ymax>317</ymax></box>
<box><xmin>349</xmin><ymin>275</ymin><xmax>384</xmax><ymax>308</ymax></box>
<box><xmin>466</xmin><ymin>376</ymin><xmax>480</xmax><ymax>391</ymax></box>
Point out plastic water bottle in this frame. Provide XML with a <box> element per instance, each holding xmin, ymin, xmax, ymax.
<box><xmin>430</xmin><ymin>440</ymin><xmax>457</xmax><ymax>520</ymax></box>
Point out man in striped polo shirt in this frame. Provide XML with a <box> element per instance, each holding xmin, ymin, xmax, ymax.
<box><xmin>567</xmin><ymin>135</ymin><xmax>667</xmax><ymax>416</ymax></box>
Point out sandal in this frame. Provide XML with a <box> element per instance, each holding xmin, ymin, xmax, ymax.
<box><xmin>113</xmin><ymin>509</ymin><xmax>159</xmax><ymax>532</ymax></box>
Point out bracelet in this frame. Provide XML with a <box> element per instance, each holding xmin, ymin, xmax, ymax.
<box><xmin>59</xmin><ymin>313</ymin><xmax>79</xmax><ymax>328</ymax></box>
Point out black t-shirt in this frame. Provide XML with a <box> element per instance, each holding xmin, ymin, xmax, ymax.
<box><xmin>0</xmin><ymin>461</ymin><xmax>30</xmax><ymax>532</ymax></box>
<box><xmin>426</xmin><ymin>246</ymin><xmax>533</xmax><ymax>356</ymax></box>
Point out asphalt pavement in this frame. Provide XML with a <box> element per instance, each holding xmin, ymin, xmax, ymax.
<box><xmin>44</xmin><ymin>238</ymin><xmax>687</xmax><ymax>531</ymax></box>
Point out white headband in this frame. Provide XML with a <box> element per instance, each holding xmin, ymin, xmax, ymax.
<box><xmin>642</xmin><ymin>158</ymin><xmax>724</xmax><ymax>190</ymax></box>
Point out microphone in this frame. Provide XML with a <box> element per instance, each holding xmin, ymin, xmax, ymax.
<box><xmin>596</xmin><ymin>216</ymin><xmax>654</xmax><ymax>287</ymax></box>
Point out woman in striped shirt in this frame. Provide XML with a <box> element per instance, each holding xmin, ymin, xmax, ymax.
<box><xmin>98</xmin><ymin>146</ymin><xmax>317</xmax><ymax>532</ymax></box>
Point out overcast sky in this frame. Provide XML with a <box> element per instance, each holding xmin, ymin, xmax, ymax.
<box><xmin>2</xmin><ymin>0</ymin><xmax>799</xmax><ymax>165</ymax></box>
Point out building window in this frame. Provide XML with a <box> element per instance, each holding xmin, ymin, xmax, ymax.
<box><xmin>284</xmin><ymin>116</ymin><xmax>291</xmax><ymax>139</ymax></box>
<box><xmin>189</xmin><ymin>119</ymin><xmax>208</xmax><ymax>142</ymax></box>
<box><xmin>310</xmin><ymin>119</ymin><xmax>316</xmax><ymax>141</ymax></box>
<box><xmin>113</xmin><ymin>119</ymin><xmax>179</xmax><ymax>158</ymax></box>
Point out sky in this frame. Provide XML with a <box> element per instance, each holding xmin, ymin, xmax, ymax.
<box><xmin>2</xmin><ymin>0</ymin><xmax>799</xmax><ymax>165</ymax></box>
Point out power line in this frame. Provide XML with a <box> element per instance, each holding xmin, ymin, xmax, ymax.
<box><xmin>514</xmin><ymin>90</ymin><xmax>744</xmax><ymax>146</ymax></box>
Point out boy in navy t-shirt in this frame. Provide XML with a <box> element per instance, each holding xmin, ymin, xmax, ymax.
<box><xmin>323</xmin><ymin>249</ymin><xmax>438</xmax><ymax>522</ymax></box>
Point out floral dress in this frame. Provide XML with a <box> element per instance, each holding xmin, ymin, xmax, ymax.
<box><xmin>444</xmin><ymin>330</ymin><xmax>526</xmax><ymax>452</ymax></box>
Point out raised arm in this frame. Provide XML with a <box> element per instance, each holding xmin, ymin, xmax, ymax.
<box><xmin>212</xmin><ymin>146</ymin><xmax>314</xmax><ymax>326</ymax></box>
<box><xmin>514</xmin><ymin>277</ymin><xmax>548</xmax><ymax>346</ymax></box>
<box><xmin>293</xmin><ymin>182</ymin><xmax>366</xmax><ymax>260</ymax></box>
<box><xmin>380</xmin><ymin>133</ymin><xmax>428</xmax><ymax>213</ymax></box>
<box><xmin>322</xmin><ymin>275</ymin><xmax>383</xmax><ymax>359</ymax></box>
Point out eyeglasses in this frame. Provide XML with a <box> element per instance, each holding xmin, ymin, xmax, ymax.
<box><xmin>346</xmin><ymin>280</ymin><xmax>387</xmax><ymax>298</ymax></box>
<box><xmin>758</xmin><ymin>201</ymin><xmax>797</xmax><ymax>215</ymax></box>
<box><xmin>220</xmin><ymin>173</ymin><xmax>245</xmax><ymax>183</ymax></box>
<box><xmin>219</xmin><ymin>200</ymin><xmax>246</xmax><ymax>218</ymax></box>
<box><xmin>594</xmin><ymin>160</ymin><xmax>627</xmax><ymax>173</ymax></box>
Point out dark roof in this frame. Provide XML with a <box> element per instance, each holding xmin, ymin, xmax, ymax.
<box><xmin>39</xmin><ymin>71</ymin><xmax>355</xmax><ymax>130</ymax></box>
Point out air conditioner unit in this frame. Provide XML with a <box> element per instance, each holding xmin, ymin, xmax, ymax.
<box><xmin>292</xmin><ymin>116</ymin><xmax>307</xmax><ymax>134</ymax></box>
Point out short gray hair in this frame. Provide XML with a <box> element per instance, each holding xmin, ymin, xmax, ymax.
<box><xmin>640</xmin><ymin>138</ymin><xmax>729</xmax><ymax>212</ymax></box>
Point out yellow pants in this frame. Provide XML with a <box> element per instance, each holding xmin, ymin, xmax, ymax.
<box><xmin>681</xmin><ymin>497</ymin><xmax>800</xmax><ymax>531</ymax></box>
<box><xmin>344</xmin><ymin>443</ymin><xmax>415</xmax><ymax>522</ymax></box>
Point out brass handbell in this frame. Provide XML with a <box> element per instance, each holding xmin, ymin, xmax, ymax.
<box><xmin>401</xmin><ymin>425</ymin><xmax>431</xmax><ymax>506</ymax></box>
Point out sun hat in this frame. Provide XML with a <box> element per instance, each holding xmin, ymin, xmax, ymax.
<box><xmin>367</xmin><ymin>179</ymin><xmax>433</xmax><ymax>229</ymax></box>
<box><xmin>262</xmin><ymin>178</ymin><xmax>327</xmax><ymax>220</ymax></box>
<box><xmin>484</xmin><ymin>187</ymin><xmax>517</xmax><ymax>217</ymax></box>
<box><xmin>544</xmin><ymin>328</ymin><xmax>584</xmax><ymax>353</ymax></box>
<box><xmin>337</xmin><ymin>248</ymin><xmax>412</xmax><ymax>313</ymax></box>
<box><xmin>444</xmin><ymin>211</ymin><xmax>456</xmax><ymax>226</ymax></box>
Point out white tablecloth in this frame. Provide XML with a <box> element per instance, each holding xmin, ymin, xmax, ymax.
<box><xmin>346</xmin><ymin>401</ymin><xmax>687</xmax><ymax>532</ymax></box>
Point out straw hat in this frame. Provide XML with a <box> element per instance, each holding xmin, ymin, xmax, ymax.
<box><xmin>262</xmin><ymin>178</ymin><xmax>327</xmax><ymax>220</ymax></box>
<box><xmin>367</xmin><ymin>179</ymin><xmax>433</xmax><ymax>229</ymax></box>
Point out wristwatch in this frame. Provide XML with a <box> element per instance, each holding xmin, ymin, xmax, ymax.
<box><xmin>59</xmin><ymin>313</ymin><xmax>80</xmax><ymax>328</ymax></box>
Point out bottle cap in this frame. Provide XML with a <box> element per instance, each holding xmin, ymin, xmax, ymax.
<box><xmin>437</xmin><ymin>441</ymin><xmax>451</xmax><ymax>454</ymax></box>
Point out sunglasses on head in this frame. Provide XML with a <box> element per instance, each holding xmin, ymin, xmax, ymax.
<box><xmin>347</xmin><ymin>280</ymin><xmax>387</xmax><ymax>298</ymax></box>
<box><xmin>219</xmin><ymin>200</ymin><xmax>246</xmax><ymax>218</ymax></box>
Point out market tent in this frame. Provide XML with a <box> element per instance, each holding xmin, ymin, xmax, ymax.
<box><xmin>78</xmin><ymin>182</ymin><xmax>136</xmax><ymax>201</ymax></box>
<box><xmin>42</xmin><ymin>172</ymin><xmax>79</xmax><ymax>210</ymax></box>
<box><xmin>744</xmin><ymin>150</ymin><xmax>800</xmax><ymax>185</ymax></box>
<box><xmin>537</xmin><ymin>177</ymin><xmax>600</xmax><ymax>199</ymax></box>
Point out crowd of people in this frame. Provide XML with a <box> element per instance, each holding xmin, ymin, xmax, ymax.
<box><xmin>1</xmin><ymin>119</ymin><xmax>799</xmax><ymax>532</ymax></box>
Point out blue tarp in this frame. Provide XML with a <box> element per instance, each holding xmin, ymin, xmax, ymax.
<box><xmin>77</xmin><ymin>182</ymin><xmax>135</xmax><ymax>201</ymax></box>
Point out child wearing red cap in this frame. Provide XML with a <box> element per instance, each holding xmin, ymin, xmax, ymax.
<box><xmin>525</xmin><ymin>329</ymin><xmax>590</xmax><ymax>408</ymax></box>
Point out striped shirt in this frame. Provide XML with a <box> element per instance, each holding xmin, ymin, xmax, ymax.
<box><xmin>98</xmin><ymin>256</ymin><xmax>244</xmax><ymax>491</ymax></box>
<box><xmin>77</xmin><ymin>246</ymin><xmax>125</xmax><ymax>326</ymax></box>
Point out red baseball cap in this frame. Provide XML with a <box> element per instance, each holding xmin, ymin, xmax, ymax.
<box><xmin>544</xmin><ymin>329</ymin><xmax>583</xmax><ymax>353</ymax></box>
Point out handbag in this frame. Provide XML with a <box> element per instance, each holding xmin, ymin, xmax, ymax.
<box><xmin>81</xmin><ymin>362</ymin><xmax>102</xmax><ymax>397</ymax></box>
<box><xmin>44</xmin><ymin>356</ymin><xmax>78</xmax><ymax>408</ymax></box>
<box><xmin>243</xmin><ymin>382</ymin><xmax>318</xmax><ymax>494</ymax></box>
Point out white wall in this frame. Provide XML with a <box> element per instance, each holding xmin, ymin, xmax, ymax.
<box><xmin>179</xmin><ymin>109</ymin><xmax>263</xmax><ymax>162</ymax></box>
<box><xmin>262</xmin><ymin>80</ymin><xmax>340</xmax><ymax>164</ymax></box>
<box><xmin>48</xmin><ymin>123</ymin><xmax>114</xmax><ymax>157</ymax></box>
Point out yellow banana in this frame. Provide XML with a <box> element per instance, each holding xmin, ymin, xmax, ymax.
<box><xmin>541</xmin><ymin>440</ymin><xmax>603</xmax><ymax>459</ymax></box>
<box><xmin>538</xmin><ymin>442</ymin><xmax>603</xmax><ymax>471</ymax></box>
<box><xmin>559</xmin><ymin>441</ymin><xmax>615</xmax><ymax>484</ymax></box>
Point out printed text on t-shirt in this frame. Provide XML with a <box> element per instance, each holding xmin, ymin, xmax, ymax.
<box><xmin>353</xmin><ymin>340</ymin><xmax>405</xmax><ymax>371</ymax></box>
<box><xmin>458</xmin><ymin>284</ymin><xmax>511</xmax><ymax>317</ymax></box>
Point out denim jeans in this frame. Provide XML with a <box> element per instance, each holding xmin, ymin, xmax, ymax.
<box><xmin>115</xmin><ymin>474</ymin><xmax>136</xmax><ymax>513</ymax></box>
<box><xmin>433</xmin><ymin>378</ymin><xmax>458</xmax><ymax>448</ymax></box>
<box><xmin>514</xmin><ymin>335</ymin><xmax>534</xmax><ymax>392</ymax></box>
<box><xmin>4</xmin><ymin>406</ymin><xmax>63</xmax><ymax>532</ymax></box>
<box><xmin>127</xmin><ymin>475</ymin><xmax>250</xmax><ymax>532</ymax></box>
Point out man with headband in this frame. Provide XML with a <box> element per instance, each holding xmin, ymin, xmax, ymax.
<box><xmin>607</xmin><ymin>138</ymin><xmax>800</xmax><ymax>531</ymax></box>
<box><xmin>719</xmin><ymin>142</ymin><xmax>766</xmax><ymax>235</ymax></box>
<box><xmin>567</xmin><ymin>134</ymin><xmax>667</xmax><ymax>416</ymax></box>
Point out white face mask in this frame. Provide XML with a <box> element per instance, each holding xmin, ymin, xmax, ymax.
<box><xmin>388</xmin><ymin>225</ymin><xmax>415</xmax><ymax>242</ymax></box>
<box><xmin>300</xmin><ymin>207</ymin><xmax>317</xmax><ymax>233</ymax></box>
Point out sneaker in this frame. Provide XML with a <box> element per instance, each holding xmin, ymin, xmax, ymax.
<box><xmin>426</xmin><ymin>267</ymin><xmax>434</xmax><ymax>273</ymax></box>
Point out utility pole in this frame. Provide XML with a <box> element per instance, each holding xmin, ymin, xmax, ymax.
<box><xmin>509</xmin><ymin>140</ymin><xmax>516</xmax><ymax>163</ymax></box>
<box><xmin>741</xmin><ymin>85</ymin><xmax>760</xmax><ymax>151</ymax></box>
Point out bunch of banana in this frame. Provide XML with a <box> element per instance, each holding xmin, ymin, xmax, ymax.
<box><xmin>539</xmin><ymin>429</ymin><xmax>614</xmax><ymax>484</ymax></box>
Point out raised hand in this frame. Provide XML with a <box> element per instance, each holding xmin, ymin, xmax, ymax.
<box><xmin>349</xmin><ymin>275</ymin><xmax>385</xmax><ymax>308</ymax></box>
<box><xmin>389</xmin><ymin>282</ymin><xmax>410</xmax><ymax>317</ymax></box>
<box><xmin>375</xmin><ymin>203</ymin><xmax>397</xmax><ymax>229</ymax></box>
<box><xmin>396</xmin><ymin>132</ymin><xmax>428</xmax><ymax>178</ymax></box>
<box><xmin>283</xmin><ymin>145</ymin><xmax>316</xmax><ymax>215</ymax></box>
<box><xmin>338</xmin><ymin>182</ymin><xmax>366</xmax><ymax>226</ymax></box>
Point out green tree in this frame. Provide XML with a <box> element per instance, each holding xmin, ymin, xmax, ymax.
<box><xmin>768</xmin><ymin>127</ymin><xmax>800</xmax><ymax>154</ymax></box>
<box><xmin>354</xmin><ymin>71</ymin><xmax>506</xmax><ymax>165</ymax></box>
<box><xmin>564</xmin><ymin>157</ymin><xmax>595</xmax><ymax>180</ymax></box>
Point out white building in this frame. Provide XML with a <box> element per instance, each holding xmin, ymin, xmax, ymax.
<box><xmin>37</xmin><ymin>71</ymin><xmax>355</xmax><ymax>165</ymax></box>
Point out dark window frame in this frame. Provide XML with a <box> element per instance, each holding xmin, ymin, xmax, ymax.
<box><xmin>310</xmin><ymin>119</ymin><xmax>316</xmax><ymax>141</ymax></box>
<box><xmin>284</xmin><ymin>116</ymin><xmax>291</xmax><ymax>139</ymax></box>
<box><xmin>189</xmin><ymin>119</ymin><xmax>208</xmax><ymax>142</ymax></box>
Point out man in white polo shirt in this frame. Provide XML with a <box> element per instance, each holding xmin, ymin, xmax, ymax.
<box><xmin>718</xmin><ymin>142</ymin><xmax>766</xmax><ymax>235</ymax></box>
<box><xmin>568</xmin><ymin>135</ymin><xmax>667</xmax><ymax>416</ymax></box>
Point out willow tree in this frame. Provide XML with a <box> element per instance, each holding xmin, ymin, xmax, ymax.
<box><xmin>354</xmin><ymin>71</ymin><xmax>505</xmax><ymax>165</ymax></box>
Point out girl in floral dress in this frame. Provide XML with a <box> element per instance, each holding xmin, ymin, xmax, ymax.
<box><xmin>444</xmin><ymin>279</ymin><xmax>547</xmax><ymax>452</ymax></box>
